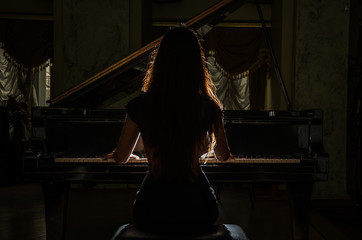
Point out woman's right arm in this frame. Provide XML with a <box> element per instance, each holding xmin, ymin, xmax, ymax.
<box><xmin>213</xmin><ymin>116</ymin><xmax>232</xmax><ymax>161</ymax></box>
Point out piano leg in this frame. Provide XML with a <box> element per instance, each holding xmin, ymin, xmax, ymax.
<box><xmin>42</xmin><ymin>182</ymin><xmax>70</xmax><ymax>240</ymax></box>
<box><xmin>288</xmin><ymin>182</ymin><xmax>313</xmax><ymax>240</ymax></box>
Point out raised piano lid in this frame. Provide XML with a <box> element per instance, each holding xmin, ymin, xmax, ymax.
<box><xmin>50</xmin><ymin>0</ymin><xmax>248</xmax><ymax>108</ymax></box>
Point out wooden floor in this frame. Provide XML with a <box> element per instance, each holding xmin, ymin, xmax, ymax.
<box><xmin>0</xmin><ymin>182</ymin><xmax>361</xmax><ymax>240</ymax></box>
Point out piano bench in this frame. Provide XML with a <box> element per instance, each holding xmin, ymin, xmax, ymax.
<box><xmin>111</xmin><ymin>223</ymin><xmax>248</xmax><ymax>240</ymax></box>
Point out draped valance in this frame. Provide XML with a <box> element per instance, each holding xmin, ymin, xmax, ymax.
<box><xmin>204</xmin><ymin>27</ymin><xmax>272</xmax><ymax>110</ymax></box>
<box><xmin>0</xmin><ymin>19</ymin><xmax>53</xmax><ymax>73</ymax></box>
<box><xmin>204</xmin><ymin>27</ymin><xmax>271</xmax><ymax>79</ymax></box>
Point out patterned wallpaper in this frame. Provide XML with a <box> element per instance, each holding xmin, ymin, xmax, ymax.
<box><xmin>60</xmin><ymin>0</ymin><xmax>129</xmax><ymax>97</ymax></box>
<box><xmin>294</xmin><ymin>0</ymin><xmax>350</xmax><ymax>195</ymax></box>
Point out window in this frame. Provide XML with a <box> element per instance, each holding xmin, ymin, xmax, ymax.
<box><xmin>37</xmin><ymin>64</ymin><xmax>51</xmax><ymax>106</ymax></box>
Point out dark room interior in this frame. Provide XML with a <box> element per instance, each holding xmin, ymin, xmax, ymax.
<box><xmin>0</xmin><ymin>0</ymin><xmax>362</xmax><ymax>239</ymax></box>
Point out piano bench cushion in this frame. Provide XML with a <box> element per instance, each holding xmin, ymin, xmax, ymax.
<box><xmin>112</xmin><ymin>223</ymin><xmax>248</xmax><ymax>240</ymax></box>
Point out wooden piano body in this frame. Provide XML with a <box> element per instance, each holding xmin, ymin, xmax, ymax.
<box><xmin>23</xmin><ymin>0</ymin><xmax>329</xmax><ymax>239</ymax></box>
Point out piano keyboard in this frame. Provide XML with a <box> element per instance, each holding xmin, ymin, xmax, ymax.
<box><xmin>54</xmin><ymin>156</ymin><xmax>301</xmax><ymax>164</ymax></box>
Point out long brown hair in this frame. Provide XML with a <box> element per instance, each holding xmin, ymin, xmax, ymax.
<box><xmin>140</xmin><ymin>26</ymin><xmax>221</xmax><ymax>182</ymax></box>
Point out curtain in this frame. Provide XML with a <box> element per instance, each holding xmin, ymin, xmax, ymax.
<box><xmin>207</xmin><ymin>55</ymin><xmax>250</xmax><ymax>110</ymax></box>
<box><xmin>0</xmin><ymin>19</ymin><xmax>52</xmax><ymax>142</ymax></box>
<box><xmin>204</xmin><ymin>27</ymin><xmax>272</xmax><ymax>110</ymax></box>
<box><xmin>0</xmin><ymin>48</ymin><xmax>38</xmax><ymax>141</ymax></box>
<box><xmin>0</xmin><ymin>19</ymin><xmax>53</xmax><ymax>105</ymax></box>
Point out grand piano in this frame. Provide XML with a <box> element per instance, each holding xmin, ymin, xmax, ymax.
<box><xmin>24</xmin><ymin>1</ymin><xmax>328</xmax><ymax>240</ymax></box>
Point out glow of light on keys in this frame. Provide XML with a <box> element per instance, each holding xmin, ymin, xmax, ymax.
<box><xmin>202</xmin><ymin>158</ymin><xmax>208</xmax><ymax>165</ymax></box>
<box><xmin>200</xmin><ymin>151</ymin><xmax>215</xmax><ymax>164</ymax></box>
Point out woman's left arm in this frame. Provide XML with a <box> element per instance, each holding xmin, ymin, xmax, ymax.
<box><xmin>213</xmin><ymin>116</ymin><xmax>232</xmax><ymax>161</ymax></box>
<box><xmin>107</xmin><ymin>115</ymin><xmax>140</xmax><ymax>163</ymax></box>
